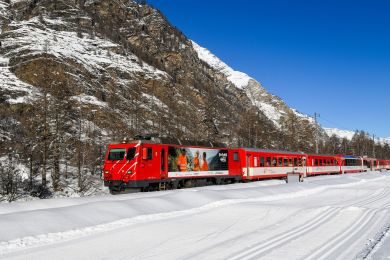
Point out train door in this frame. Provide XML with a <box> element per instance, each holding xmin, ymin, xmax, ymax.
<box><xmin>228</xmin><ymin>149</ymin><xmax>241</xmax><ymax>176</ymax></box>
<box><xmin>301</xmin><ymin>156</ymin><xmax>307</xmax><ymax>177</ymax></box>
<box><xmin>160</xmin><ymin>147</ymin><xmax>167</xmax><ymax>179</ymax></box>
<box><xmin>141</xmin><ymin>144</ymin><xmax>158</xmax><ymax>179</ymax></box>
<box><xmin>246</xmin><ymin>154</ymin><xmax>251</xmax><ymax>178</ymax></box>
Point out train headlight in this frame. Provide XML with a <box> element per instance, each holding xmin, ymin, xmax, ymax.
<box><xmin>104</xmin><ymin>170</ymin><xmax>109</xmax><ymax>174</ymax></box>
<box><xmin>127</xmin><ymin>170</ymin><xmax>132</xmax><ymax>174</ymax></box>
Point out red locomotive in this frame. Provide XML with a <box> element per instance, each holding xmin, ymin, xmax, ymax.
<box><xmin>103</xmin><ymin>137</ymin><xmax>390</xmax><ymax>194</ymax></box>
<box><xmin>103</xmin><ymin>137</ymin><xmax>241</xmax><ymax>193</ymax></box>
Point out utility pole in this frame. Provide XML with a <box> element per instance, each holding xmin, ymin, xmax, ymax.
<box><xmin>314</xmin><ymin>112</ymin><xmax>320</xmax><ymax>154</ymax></box>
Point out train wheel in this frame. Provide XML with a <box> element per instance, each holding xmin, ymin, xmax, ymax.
<box><xmin>109</xmin><ymin>187</ymin><xmax>121</xmax><ymax>195</ymax></box>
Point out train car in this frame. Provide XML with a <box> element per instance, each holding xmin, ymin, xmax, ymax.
<box><xmin>370</xmin><ymin>159</ymin><xmax>379</xmax><ymax>171</ymax></box>
<box><xmin>362</xmin><ymin>157</ymin><xmax>373</xmax><ymax>172</ymax></box>
<box><xmin>385</xmin><ymin>160</ymin><xmax>390</xmax><ymax>170</ymax></box>
<box><xmin>378</xmin><ymin>160</ymin><xmax>390</xmax><ymax>171</ymax></box>
<box><xmin>306</xmin><ymin>154</ymin><xmax>341</xmax><ymax>176</ymax></box>
<box><xmin>103</xmin><ymin>138</ymin><xmax>241</xmax><ymax>193</ymax></box>
<box><xmin>340</xmin><ymin>155</ymin><xmax>363</xmax><ymax>174</ymax></box>
<box><xmin>236</xmin><ymin>148</ymin><xmax>307</xmax><ymax>180</ymax></box>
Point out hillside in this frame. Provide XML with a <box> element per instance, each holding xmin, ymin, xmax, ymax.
<box><xmin>0</xmin><ymin>0</ymin><xmax>389</xmax><ymax>200</ymax></box>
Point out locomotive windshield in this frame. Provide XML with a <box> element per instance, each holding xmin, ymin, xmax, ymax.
<box><xmin>108</xmin><ymin>148</ymin><xmax>126</xmax><ymax>161</ymax></box>
<box><xmin>127</xmin><ymin>147</ymin><xmax>136</xmax><ymax>160</ymax></box>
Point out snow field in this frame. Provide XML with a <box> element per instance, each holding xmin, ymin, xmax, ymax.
<box><xmin>0</xmin><ymin>172</ymin><xmax>390</xmax><ymax>259</ymax></box>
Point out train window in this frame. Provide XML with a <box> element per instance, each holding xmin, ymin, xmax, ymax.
<box><xmin>294</xmin><ymin>158</ymin><xmax>298</xmax><ymax>166</ymax></box>
<box><xmin>260</xmin><ymin>157</ymin><xmax>265</xmax><ymax>167</ymax></box>
<box><xmin>233</xmin><ymin>152</ymin><xmax>239</xmax><ymax>161</ymax></box>
<box><xmin>267</xmin><ymin>157</ymin><xmax>271</xmax><ymax>166</ymax></box>
<box><xmin>272</xmin><ymin>158</ymin><xmax>277</xmax><ymax>167</ymax></box>
<box><xmin>254</xmin><ymin>157</ymin><xmax>257</xmax><ymax>167</ymax></box>
<box><xmin>278</xmin><ymin>158</ymin><xmax>283</xmax><ymax>167</ymax></box>
<box><xmin>127</xmin><ymin>148</ymin><xmax>136</xmax><ymax>161</ymax></box>
<box><xmin>289</xmin><ymin>159</ymin><xmax>293</xmax><ymax>166</ymax></box>
<box><xmin>108</xmin><ymin>148</ymin><xmax>126</xmax><ymax>161</ymax></box>
<box><xmin>142</xmin><ymin>147</ymin><xmax>152</xmax><ymax>160</ymax></box>
<box><xmin>161</xmin><ymin>148</ymin><xmax>165</xmax><ymax>171</ymax></box>
<box><xmin>315</xmin><ymin>159</ymin><xmax>318</xmax><ymax>166</ymax></box>
<box><xmin>284</xmin><ymin>158</ymin><xmax>289</xmax><ymax>166</ymax></box>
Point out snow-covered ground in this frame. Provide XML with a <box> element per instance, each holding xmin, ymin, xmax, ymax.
<box><xmin>1</xmin><ymin>172</ymin><xmax>390</xmax><ymax>259</ymax></box>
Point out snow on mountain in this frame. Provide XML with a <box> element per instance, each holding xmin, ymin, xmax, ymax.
<box><xmin>191</xmin><ymin>41</ymin><xmax>251</xmax><ymax>89</ymax></box>
<box><xmin>324</xmin><ymin>128</ymin><xmax>390</xmax><ymax>144</ymax></box>
<box><xmin>0</xmin><ymin>56</ymin><xmax>41</xmax><ymax>104</ymax></box>
<box><xmin>324</xmin><ymin>128</ymin><xmax>356</xmax><ymax>140</ymax></box>
<box><xmin>0</xmin><ymin>1</ymin><xmax>8</xmax><ymax>16</ymax></box>
<box><xmin>192</xmin><ymin>41</ymin><xmax>294</xmax><ymax>127</ymax></box>
<box><xmin>379</xmin><ymin>137</ymin><xmax>390</xmax><ymax>145</ymax></box>
<box><xmin>4</xmin><ymin>16</ymin><xmax>166</xmax><ymax>79</ymax></box>
<box><xmin>1</xmin><ymin>14</ymin><xmax>168</xmax><ymax>106</ymax></box>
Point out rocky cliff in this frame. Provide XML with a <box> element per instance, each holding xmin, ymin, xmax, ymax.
<box><xmin>0</xmin><ymin>0</ymin><xmax>318</xmax><ymax>172</ymax></box>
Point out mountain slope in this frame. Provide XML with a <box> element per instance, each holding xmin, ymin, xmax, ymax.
<box><xmin>1</xmin><ymin>0</ymin><xmax>287</xmax><ymax>162</ymax></box>
<box><xmin>192</xmin><ymin>41</ymin><xmax>302</xmax><ymax>127</ymax></box>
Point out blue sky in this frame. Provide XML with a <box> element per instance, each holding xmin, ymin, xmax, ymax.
<box><xmin>148</xmin><ymin>0</ymin><xmax>390</xmax><ymax>137</ymax></box>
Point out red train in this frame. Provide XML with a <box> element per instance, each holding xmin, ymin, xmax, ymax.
<box><xmin>103</xmin><ymin>137</ymin><xmax>390</xmax><ymax>193</ymax></box>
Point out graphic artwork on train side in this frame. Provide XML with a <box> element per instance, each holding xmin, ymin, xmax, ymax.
<box><xmin>167</xmin><ymin>147</ymin><xmax>229</xmax><ymax>177</ymax></box>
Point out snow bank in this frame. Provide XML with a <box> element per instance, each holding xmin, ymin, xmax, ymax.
<box><xmin>1</xmin><ymin>172</ymin><xmax>390</xmax><ymax>258</ymax></box>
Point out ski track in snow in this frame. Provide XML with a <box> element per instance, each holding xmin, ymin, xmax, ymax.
<box><xmin>1</xmin><ymin>172</ymin><xmax>390</xmax><ymax>259</ymax></box>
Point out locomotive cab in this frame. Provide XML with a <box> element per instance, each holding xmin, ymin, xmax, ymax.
<box><xmin>103</xmin><ymin>142</ymin><xmax>140</xmax><ymax>192</ymax></box>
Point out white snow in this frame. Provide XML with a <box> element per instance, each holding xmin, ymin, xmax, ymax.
<box><xmin>191</xmin><ymin>41</ymin><xmax>314</xmax><ymax>128</ymax></box>
<box><xmin>379</xmin><ymin>137</ymin><xmax>390</xmax><ymax>145</ymax></box>
<box><xmin>324</xmin><ymin>127</ymin><xmax>356</xmax><ymax>140</ymax></box>
<box><xmin>1</xmin><ymin>172</ymin><xmax>390</xmax><ymax>259</ymax></box>
<box><xmin>292</xmin><ymin>108</ymin><xmax>315</xmax><ymax>124</ymax></box>
<box><xmin>2</xmin><ymin>17</ymin><xmax>167</xmax><ymax>78</ymax></box>
<box><xmin>142</xmin><ymin>93</ymin><xmax>168</xmax><ymax>109</ymax></box>
<box><xmin>70</xmin><ymin>94</ymin><xmax>107</xmax><ymax>107</ymax></box>
<box><xmin>0</xmin><ymin>57</ymin><xmax>41</xmax><ymax>104</ymax></box>
<box><xmin>191</xmin><ymin>40</ymin><xmax>252</xmax><ymax>89</ymax></box>
<box><xmin>0</xmin><ymin>156</ymin><xmax>29</xmax><ymax>180</ymax></box>
<box><xmin>324</xmin><ymin>128</ymin><xmax>390</xmax><ymax>144</ymax></box>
